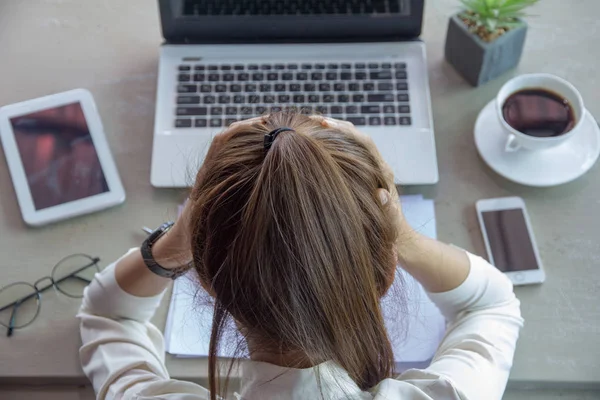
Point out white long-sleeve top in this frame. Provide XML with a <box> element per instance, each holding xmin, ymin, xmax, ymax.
<box><xmin>78</xmin><ymin>251</ymin><xmax>523</xmax><ymax>400</ymax></box>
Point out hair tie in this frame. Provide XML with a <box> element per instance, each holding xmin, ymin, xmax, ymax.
<box><xmin>264</xmin><ymin>127</ymin><xmax>294</xmax><ymax>150</ymax></box>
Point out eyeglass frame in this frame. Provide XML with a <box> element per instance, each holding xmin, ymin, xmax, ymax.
<box><xmin>0</xmin><ymin>254</ymin><xmax>101</xmax><ymax>337</ymax></box>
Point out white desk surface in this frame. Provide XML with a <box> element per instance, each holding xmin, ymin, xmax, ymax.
<box><xmin>0</xmin><ymin>0</ymin><xmax>599</xmax><ymax>389</ymax></box>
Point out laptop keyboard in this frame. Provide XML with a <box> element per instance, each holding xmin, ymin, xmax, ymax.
<box><xmin>183</xmin><ymin>0</ymin><xmax>404</xmax><ymax>16</ymax></box>
<box><xmin>174</xmin><ymin>62</ymin><xmax>411</xmax><ymax>129</ymax></box>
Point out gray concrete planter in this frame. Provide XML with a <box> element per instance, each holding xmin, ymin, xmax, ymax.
<box><xmin>444</xmin><ymin>13</ymin><xmax>527</xmax><ymax>86</ymax></box>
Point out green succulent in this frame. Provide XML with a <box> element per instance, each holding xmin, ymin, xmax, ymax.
<box><xmin>460</xmin><ymin>0</ymin><xmax>539</xmax><ymax>33</ymax></box>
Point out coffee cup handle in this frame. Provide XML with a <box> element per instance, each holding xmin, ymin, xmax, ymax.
<box><xmin>505</xmin><ymin>134</ymin><xmax>521</xmax><ymax>152</ymax></box>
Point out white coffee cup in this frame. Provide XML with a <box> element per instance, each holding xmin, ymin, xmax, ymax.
<box><xmin>496</xmin><ymin>74</ymin><xmax>585</xmax><ymax>152</ymax></box>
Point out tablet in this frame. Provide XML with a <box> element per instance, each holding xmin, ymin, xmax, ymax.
<box><xmin>0</xmin><ymin>89</ymin><xmax>125</xmax><ymax>226</ymax></box>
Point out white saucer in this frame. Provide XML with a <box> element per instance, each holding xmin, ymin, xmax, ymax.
<box><xmin>474</xmin><ymin>100</ymin><xmax>600</xmax><ymax>187</ymax></box>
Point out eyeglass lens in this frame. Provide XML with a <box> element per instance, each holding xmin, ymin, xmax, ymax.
<box><xmin>0</xmin><ymin>283</ymin><xmax>40</xmax><ymax>329</ymax></box>
<box><xmin>52</xmin><ymin>254</ymin><xmax>100</xmax><ymax>298</ymax></box>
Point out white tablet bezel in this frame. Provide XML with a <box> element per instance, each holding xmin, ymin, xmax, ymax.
<box><xmin>0</xmin><ymin>89</ymin><xmax>125</xmax><ymax>226</ymax></box>
<box><xmin>476</xmin><ymin>197</ymin><xmax>546</xmax><ymax>286</ymax></box>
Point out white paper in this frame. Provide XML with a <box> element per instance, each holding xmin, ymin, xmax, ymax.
<box><xmin>165</xmin><ymin>196</ymin><xmax>445</xmax><ymax>368</ymax></box>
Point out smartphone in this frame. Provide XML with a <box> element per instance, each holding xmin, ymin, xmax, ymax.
<box><xmin>476</xmin><ymin>197</ymin><xmax>545</xmax><ymax>285</ymax></box>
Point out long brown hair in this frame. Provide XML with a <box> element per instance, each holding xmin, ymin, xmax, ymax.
<box><xmin>188</xmin><ymin>111</ymin><xmax>399</xmax><ymax>399</ymax></box>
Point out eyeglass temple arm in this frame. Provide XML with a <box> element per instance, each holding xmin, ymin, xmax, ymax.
<box><xmin>6</xmin><ymin>301</ymin><xmax>22</xmax><ymax>337</ymax></box>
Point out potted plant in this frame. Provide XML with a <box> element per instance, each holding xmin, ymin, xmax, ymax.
<box><xmin>445</xmin><ymin>0</ymin><xmax>539</xmax><ymax>87</ymax></box>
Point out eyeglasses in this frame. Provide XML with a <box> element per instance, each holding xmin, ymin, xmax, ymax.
<box><xmin>0</xmin><ymin>254</ymin><xmax>100</xmax><ymax>337</ymax></box>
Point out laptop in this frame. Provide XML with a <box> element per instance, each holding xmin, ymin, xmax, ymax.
<box><xmin>151</xmin><ymin>0</ymin><xmax>438</xmax><ymax>187</ymax></box>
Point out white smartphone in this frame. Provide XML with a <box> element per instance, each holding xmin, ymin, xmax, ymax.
<box><xmin>476</xmin><ymin>197</ymin><xmax>545</xmax><ymax>285</ymax></box>
<box><xmin>0</xmin><ymin>89</ymin><xmax>125</xmax><ymax>226</ymax></box>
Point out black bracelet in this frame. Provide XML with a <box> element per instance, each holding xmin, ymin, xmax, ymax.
<box><xmin>141</xmin><ymin>222</ymin><xmax>190</xmax><ymax>280</ymax></box>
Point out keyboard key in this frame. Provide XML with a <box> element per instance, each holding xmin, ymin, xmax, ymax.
<box><xmin>223</xmin><ymin>74</ymin><xmax>235</xmax><ymax>81</ymax></box>
<box><xmin>210</xmin><ymin>118</ymin><xmax>223</xmax><ymax>127</ymax></box>
<box><xmin>394</xmin><ymin>62</ymin><xmax>407</xmax><ymax>69</ymax></box>
<box><xmin>267</xmin><ymin>73</ymin><xmax>278</xmax><ymax>81</ymax></box>
<box><xmin>278</xmin><ymin>95</ymin><xmax>291</xmax><ymax>103</ymax></box>
<box><xmin>252</xmin><ymin>73</ymin><xmax>265</xmax><ymax>81</ymax></box>
<box><xmin>361</xmin><ymin>105</ymin><xmax>381</xmax><ymax>114</ymax></box>
<box><xmin>326</xmin><ymin>72</ymin><xmax>337</xmax><ymax>80</ymax></box>
<box><xmin>195</xmin><ymin>118</ymin><xmax>207</xmax><ymax>127</ymax></box>
<box><xmin>203</xmin><ymin>95</ymin><xmax>216</xmax><ymax>104</ymax></box>
<box><xmin>323</xmin><ymin>94</ymin><xmax>335</xmax><ymax>103</ymax></box>
<box><xmin>315</xmin><ymin>63</ymin><xmax>326</xmax><ymax>69</ymax></box>
<box><xmin>225</xmin><ymin>106</ymin><xmax>238</xmax><ymax>115</ymax></box>
<box><xmin>337</xmin><ymin>94</ymin><xmax>350</xmax><ymax>103</ymax></box>
<box><xmin>382</xmin><ymin>63</ymin><xmax>392</xmax><ymax>69</ymax></box>
<box><xmin>177</xmin><ymin>84</ymin><xmax>197</xmax><ymax>93</ymax></box>
<box><xmin>234</xmin><ymin>65</ymin><xmax>245</xmax><ymax>70</ymax></box>
<box><xmin>208</xmin><ymin>65</ymin><xmax>219</xmax><ymax>71</ymax></box>
<box><xmin>301</xmin><ymin>106</ymin><xmax>313</xmax><ymax>114</ymax></box>
<box><xmin>211</xmin><ymin>107</ymin><xmax>223</xmax><ymax>115</ymax></box>
<box><xmin>178</xmin><ymin>74</ymin><xmax>191</xmax><ymax>82</ymax></box>
<box><xmin>319</xmin><ymin>83</ymin><xmax>331</xmax><ymax>91</ymax></box>
<box><xmin>175</xmin><ymin>118</ymin><xmax>192</xmax><ymax>128</ymax></box>
<box><xmin>215</xmin><ymin>84</ymin><xmax>227</xmax><ymax>92</ymax></box>
<box><xmin>194</xmin><ymin>65</ymin><xmax>206</xmax><ymax>71</ymax></box>
<box><xmin>288</xmin><ymin>64</ymin><xmax>299</xmax><ymax>70</ymax></box>
<box><xmin>396</xmin><ymin>81</ymin><xmax>409</xmax><ymax>90</ymax></box>
<box><xmin>355</xmin><ymin>63</ymin><xmax>366</xmax><ymax>69</ymax></box>
<box><xmin>378</xmin><ymin>83</ymin><xmax>394</xmax><ymax>91</ymax></box>
<box><xmin>271</xmin><ymin>106</ymin><xmax>282</xmax><ymax>112</ymax></box>
<box><xmin>398</xmin><ymin>105</ymin><xmax>411</xmax><ymax>114</ymax></box>
<box><xmin>293</xmin><ymin>94</ymin><xmax>306</xmax><ymax>103</ymax></box>
<box><xmin>383</xmin><ymin>105</ymin><xmax>395</xmax><ymax>114</ymax></box>
<box><xmin>341</xmin><ymin>63</ymin><xmax>352</xmax><ymax>69</ymax></box>
<box><xmin>355</xmin><ymin>72</ymin><xmax>367</xmax><ymax>80</ymax></box>
<box><xmin>368</xmin><ymin>63</ymin><xmax>379</xmax><ymax>69</ymax></box>
<box><xmin>308</xmin><ymin>94</ymin><xmax>320</xmax><ymax>103</ymax></box>
<box><xmin>346</xmin><ymin>116</ymin><xmax>366</xmax><ymax>125</ymax></box>
<box><xmin>297</xmin><ymin>72</ymin><xmax>308</xmax><ymax>80</ymax></box>
<box><xmin>241</xmin><ymin>107</ymin><xmax>253</xmax><ymax>115</ymax></box>
<box><xmin>384</xmin><ymin>116</ymin><xmax>397</xmax><ymax>125</ymax></box>
<box><xmin>400</xmin><ymin>116</ymin><xmax>412</xmax><ymax>125</ymax></box>
<box><xmin>177</xmin><ymin>95</ymin><xmax>201</xmax><ymax>104</ymax></box>
<box><xmin>260</xmin><ymin>84</ymin><xmax>272</xmax><ymax>92</ymax></box>
<box><xmin>275</xmin><ymin>83</ymin><xmax>286</xmax><ymax>92</ymax></box>
<box><xmin>368</xmin><ymin>116</ymin><xmax>382</xmax><ymax>126</ymax></box>
<box><xmin>230</xmin><ymin>84</ymin><xmax>242</xmax><ymax>92</ymax></box>
<box><xmin>261</xmin><ymin>64</ymin><xmax>272</xmax><ymax>70</ymax></box>
<box><xmin>345</xmin><ymin>105</ymin><xmax>358</xmax><ymax>114</ymax></box>
<box><xmin>263</xmin><ymin>94</ymin><xmax>275</xmax><ymax>103</ymax></box>
<box><xmin>256</xmin><ymin>106</ymin><xmax>268</xmax><ymax>114</ymax></box>
<box><xmin>397</xmin><ymin>93</ymin><xmax>410</xmax><ymax>102</ymax></box>
<box><xmin>237</xmin><ymin>73</ymin><xmax>250</xmax><ymax>81</ymax></box>
<box><xmin>304</xmin><ymin>83</ymin><xmax>316</xmax><ymax>92</ymax></box>
<box><xmin>352</xmin><ymin>94</ymin><xmax>365</xmax><ymax>102</ymax></box>
<box><xmin>327</xmin><ymin>63</ymin><xmax>339</xmax><ymax>69</ymax></box>
<box><xmin>220</xmin><ymin>65</ymin><xmax>232</xmax><ymax>71</ymax></box>
<box><xmin>301</xmin><ymin>64</ymin><xmax>312</xmax><ymax>70</ymax></box>
<box><xmin>275</xmin><ymin>64</ymin><xmax>286</xmax><ymax>70</ymax></box>
<box><xmin>282</xmin><ymin>73</ymin><xmax>294</xmax><ymax>80</ymax></box>
<box><xmin>245</xmin><ymin>84</ymin><xmax>257</xmax><ymax>92</ymax></box>
<box><xmin>348</xmin><ymin>83</ymin><xmax>360</xmax><ymax>91</ymax></box>
<box><xmin>207</xmin><ymin>74</ymin><xmax>219</xmax><ymax>82</ymax></box>
<box><xmin>368</xmin><ymin>93</ymin><xmax>395</xmax><ymax>102</ymax></box>
<box><xmin>177</xmin><ymin>107</ymin><xmax>208</xmax><ymax>116</ymax></box>
<box><xmin>225</xmin><ymin>118</ymin><xmax>238</xmax><ymax>125</ymax></box>
<box><xmin>248</xmin><ymin>95</ymin><xmax>260</xmax><ymax>103</ymax></box>
<box><xmin>247</xmin><ymin>64</ymin><xmax>258</xmax><ymax>70</ymax></box>
<box><xmin>330</xmin><ymin>105</ymin><xmax>343</xmax><ymax>114</ymax></box>
<box><xmin>334</xmin><ymin>83</ymin><xmax>345</xmax><ymax>91</ymax></box>
<box><xmin>396</xmin><ymin>71</ymin><xmax>408</xmax><ymax>79</ymax></box>
<box><xmin>311</xmin><ymin>72</ymin><xmax>323</xmax><ymax>80</ymax></box>
<box><xmin>179</xmin><ymin>65</ymin><xmax>191</xmax><ymax>71</ymax></box>
<box><xmin>363</xmin><ymin>82</ymin><xmax>375</xmax><ymax>91</ymax></box>
<box><xmin>200</xmin><ymin>84</ymin><xmax>212</xmax><ymax>93</ymax></box>
<box><xmin>290</xmin><ymin>83</ymin><xmax>301</xmax><ymax>92</ymax></box>
<box><xmin>233</xmin><ymin>95</ymin><xmax>245</xmax><ymax>103</ymax></box>
<box><xmin>340</xmin><ymin>72</ymin><xmax>352</xmax><ymax>80</ymax></box>
<box><xmin>316</xmin><ymin>105</ymin><xmax>328</xmax><ymax>114</ymax></box>
<box><xmin>370</xmin><ymin>71</ymin><xmax>392</xmax><ymax>80</ymax></box>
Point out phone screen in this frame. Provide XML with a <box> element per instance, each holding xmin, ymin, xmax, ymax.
<box><xmin>481</xmin><ymin>208</ymin><xmax>539</xmax><ymax>272</ymax></box>
<box><xmin>10</xmin><ymin>102</ymin><xmax>109</xmax><ymax>210</ymax></box>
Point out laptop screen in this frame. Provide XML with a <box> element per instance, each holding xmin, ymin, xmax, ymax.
<box><xmin>159</xmin><ymin>0</ymin><xmax>423</xmax><ymax>42</ymax></box>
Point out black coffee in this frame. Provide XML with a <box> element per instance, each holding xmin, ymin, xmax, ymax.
<box><xmin>502</xmin><ymin>88</ymin><xmax>575</xmax><ymax>137</ymax></box>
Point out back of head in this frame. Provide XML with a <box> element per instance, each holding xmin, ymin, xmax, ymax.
<box><xmin>188</xmin><ymin>111</ymin><xmax>398</xmax><ymax>398</ymax></box>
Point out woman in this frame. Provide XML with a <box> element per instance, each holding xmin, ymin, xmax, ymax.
<box><xmin>79</xmin><ymin>113</ymin><xmax>523</xmax><ymax>400</ymax></box>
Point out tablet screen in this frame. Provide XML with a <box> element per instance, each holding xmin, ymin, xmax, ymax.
<box><xmin>10</xmin><ymin>102</ymin><xmax>109</xmax><ymax>210</ymax></box>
